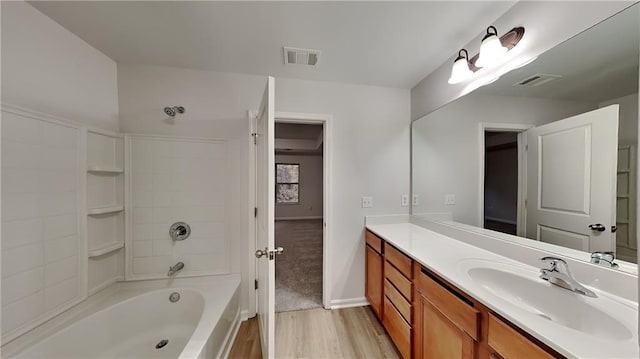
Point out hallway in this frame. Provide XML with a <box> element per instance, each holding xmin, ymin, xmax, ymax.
<box><xmin>275</xmin><ymin>219</ymin><xmax>323</xmax><ymax>312</ymax></box>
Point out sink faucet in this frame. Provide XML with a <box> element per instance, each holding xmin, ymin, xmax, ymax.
<box><xmin>168</xmin><ymin>262</ymin><xmax>184</xmax><ymax>276</ymax></box>
<box><xmin>539</xmin><ymin>257</ymin><xmax>596</xmax><ymax>298</ymax></box>
<box><xmin>590</xmin><ymin>251</ymin><xmax>619</xmax><ymax>269</ymax></box>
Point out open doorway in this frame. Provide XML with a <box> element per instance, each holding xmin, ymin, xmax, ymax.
<box><xmin>274</xmin><ymin>122</ymin><xmax>324</xmax><ymax>312</ymax></box>
<box><xmin>479</xmin><ymin>123</ymin><xmax>531</xmax><ymax>237</ymax></box>
<box><xmin>483</xmin><ymin>131</ymin><xmax>519</xmax><ymax>235</ymax></box>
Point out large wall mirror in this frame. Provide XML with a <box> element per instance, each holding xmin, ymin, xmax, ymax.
<box><xmin>412</xmin><ymin>4</ymin><xmax>639</xmax><ymax>273</ymax></box>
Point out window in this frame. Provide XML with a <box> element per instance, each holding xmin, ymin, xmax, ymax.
<box><xmin>276</xmin><ymin>163</ymin><xmax>299</xmax><ymax>204</ymax></box>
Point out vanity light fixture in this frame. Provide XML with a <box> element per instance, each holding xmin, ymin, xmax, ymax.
<box><xmin>448</xmin><ymin>49</ymin><xmax>474</xmax><ymax>84</ymax></box>
<box><xmin>448</xmin><ymin>25</ymin><xmax>525</xmax><ymax>84</ymax></box>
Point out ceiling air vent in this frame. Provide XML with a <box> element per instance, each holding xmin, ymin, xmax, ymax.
<box><xmin>283</xmin><ymin>47</ymin><xmax>320</xmax><ymax>67</ymax></box>
<box><xmin>514</xmin><ymin>73</ymin><xmax>562</xmax><ymax>87</ymax></box>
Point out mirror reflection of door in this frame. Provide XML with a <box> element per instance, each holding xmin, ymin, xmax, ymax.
<box><xmin>483</xmin><ymin>106</ymin><xmax>620</xmax><ymax>254</ymax></box>
<box><xmin>525</xmin><ymin>105</ymin><xmax>619</xmax><ymax>252</ymax></box>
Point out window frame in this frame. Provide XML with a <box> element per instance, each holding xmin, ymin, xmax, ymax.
<box><xmin>275</xmin><ymin>162</ymin><xmax>300</xmax><ymax>204</ymax></box>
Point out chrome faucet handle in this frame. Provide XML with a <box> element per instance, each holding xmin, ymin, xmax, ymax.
<box><xmin>540</xmin><ymin>256</ymin><xmax>568</xmax><ymax>271</ymax></box>
<box><xmin>590</xmin><ymin>251</ymin><xmax>618</xmax><ymax>268</ymax></box>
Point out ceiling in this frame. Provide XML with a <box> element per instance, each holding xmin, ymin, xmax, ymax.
<box><xmin>275</xmin><ymin>123</ymin><xmax>323</xmax><ymax>155</ymax></box>
<box><xmin>478</xmin><ymin>4</ymin><xmax>639</xmax><ymax>103</ymax></box>
<box><xmin>28</xmin><ymin>1</ymin><xmax>516</xmax><ymax>89</ymax></box>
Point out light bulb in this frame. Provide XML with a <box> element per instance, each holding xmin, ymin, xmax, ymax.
<box><xmin>476</xmin><ymin>26</ymin><xmax>508</xmax><ymax>68</ymax></box>
<box><xmin>448</xmin><ymin>49</ymin><xmax>474</xmax><ymax>84</ymax></box>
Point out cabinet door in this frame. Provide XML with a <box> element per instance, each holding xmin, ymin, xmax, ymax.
<box><xmin>365</xmin><ymin>244</ymin><xmax>383</xmax><ymax>318</ymax></box>
<box><xmin>414</xmin><ymin>293</ymin><xmax>475</xmax><ymax>359</ymax></box>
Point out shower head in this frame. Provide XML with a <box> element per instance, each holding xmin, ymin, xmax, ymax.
<box><xmin>164</xmin><ymin>106</ymin><xmax>185</xmax><ymax>117</ymax></box>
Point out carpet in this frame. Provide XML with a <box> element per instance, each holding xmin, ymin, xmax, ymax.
<box><xmin>275</xmin><ymin>219</ymin><xmax>323</xmax><ymax>312</ymax></box>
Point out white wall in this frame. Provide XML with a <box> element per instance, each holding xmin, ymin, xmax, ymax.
<box><xmin>1</xmin><ymin>1</ymin><xmax>119</xmax><ymax>132</ymax></box>
<box><xmin>411</xmin><ymin>1</ymin><xmax>634</xmax><ymax>120</ymax></box>
<box><xmin>118</xmin><ymin>64</ymin><xmax>254</xmax><ymax>314</ymax></box>
<box><xmin>1</xmin><ymin>1</ymin><xmax>120</xmax><ymax>342</ymax></box>
<box><xmin>275</xmin><ymin>154</ymin><xmax>323</xmax><ymax>219</ymax></box>
<box><xmin>275</xmin><ymin>77</ymin><xmax>410</xmax><ymax>306</ymax></box>
<box><xmin>117</xmin><ymin>64</ymin><xmax>411</xmax><ymax>312</ymax></box>
<box><xmin>601</xmin><ymin>93</ymin><xmax>639</xmax><ymax>146</ymax></box>
<box><xmin>1</xmin><ymin>110</ymin><xmax>85</xmax><ymax>344</ymax></box>
<box><xmin>128</xmin><ymin>136</ymin><xmax>231</xmax><ymax>279</ymax></box>
<box><xmin>412</xmin><ymin>92</ymin><xmax>596</xmax><ymax>226</ymax></box>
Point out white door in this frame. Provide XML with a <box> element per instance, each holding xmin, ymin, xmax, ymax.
<box><xmin>526</xmin><ymin>105</ymin><xmax>619</xmax><ymax>252</ymax></box>
<box><xmin>255</xmin><ymin>76</ymin><xmax>276</xmax><ymax>359</ymax></box>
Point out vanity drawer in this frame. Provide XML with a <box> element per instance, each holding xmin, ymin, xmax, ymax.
<box><xmin>365</xmin><ymin>230</ymin><xmax>382</xmax><ymax>254</ymax></box>
<box><xmin>384</xmin><ymin>243</ymin><xmax>412</xmax><ymax>278</ymax></box>
<box><xmin>384</xmin><ymin>279</ymin><xmax>411</xmax><ymax>323</ymax></box>
<box><xmin>384</xmin><ymin>261</ymin><xmax>412</xmax><ymax>300</ymax></box>
<box><xmin>383</xmin><ymin>296</ymin><xmax>411</xmax><ymax>359</ymax></box>
<box><xmin>416</xmin><ymin>267</ymin><xmax>480</xmax><ymax>340</ymax></box>
<box><xmin>488</xmin><ymin>314</ymin><xmax>553</xmax><ymax>359</ymax></box>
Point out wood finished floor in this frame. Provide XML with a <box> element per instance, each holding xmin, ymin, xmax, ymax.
<box><xmin>228</xmin><ymin>306</ymin><xmax>401</xmax><ymax>359</ymax></box>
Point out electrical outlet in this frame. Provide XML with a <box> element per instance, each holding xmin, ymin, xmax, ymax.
<box><xmin>412</xmin><ymin>194</ymin><xmax>419</xmax><ymax>206</ymax></box>
<box><xmin>401</xmin><ymin>194</ymin><xmax>409</xmax><ymax>207</ymax></box>
<box><xmin>361</xmin><ymin>196</ymin><xmax>373</xmax><ymax>208</ymax></box>
<box><xmin>445</xmin><ymin>194</ymin><xmax>456</xmax><ymax>205</ymax></box>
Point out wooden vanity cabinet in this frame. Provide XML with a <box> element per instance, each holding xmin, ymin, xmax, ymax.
<box><xmin>412</xmin><ymin>265</ymin><xmax>563</xmax><ymax>359</ymax></box>
<box><xmin>413</xmin><ymin>265</ymin><xmax>479</xmax><ymax>359</ymax></box>
<box><xmin>365</xmin><ymin>231</ymin><xmax>383</xmax><ymax>318</ymax></box>
<box><xmin>365</xmin><ymin>230</ymin><xmax>415</xmax><ymax>359</ymax></box>
<box><xmin>487</xmin><ymin>314</ymin><xmax>555</xmax><ymax>359</ymax></box>
<box><xmin>382</xmin><ymin>242</ymin><xmax>414</xmax><ymax>359</ymax></box>
<box><xmin>364</xmin><ymin>230</ymin><xmax>562</xmax><ymax>359</ymax></box>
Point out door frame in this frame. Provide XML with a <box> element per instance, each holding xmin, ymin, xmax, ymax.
<box><xmin>478</xmin><ymin>123</ymin><xmax>533</xmax><ymax>236</ymax></box>
<box><xmin>247</xmin><ymin>111</ymin><xmax>332</xmax><ymax>317</ymax></box>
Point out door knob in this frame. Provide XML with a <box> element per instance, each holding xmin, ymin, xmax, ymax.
<box><xmin>268</xmin><ymin>247</ymin><xmax>284</xmax><ymax>260</ymax></box>
<box><xmin>255</xmin><ymin>248</ymin><xmax>268</xmax><ymax>258</ymax></box>
<box><xmin>588</xmin><ymin>223</ymin><xmax>606</xmax><ymax>232</ymax></box>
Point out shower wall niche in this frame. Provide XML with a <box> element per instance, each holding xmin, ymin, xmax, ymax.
<box><xmin>125</xmin><ymin>135</ymin><xmax>230</xmax><ymax>280</ymax></box>
<box><xmin>87</xmin><ymin>130</ymin><xmax>125</xmax><ymax>294</ymax></box>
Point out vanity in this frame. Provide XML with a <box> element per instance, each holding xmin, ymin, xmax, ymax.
<box><xmin>382</xmin><ymin>3</ymin><xmax>640</xmax><ymax>358</ymax></box>
<box><xmin>364</xmin><ymin>220</ymin><xmax>638</xmax><ymax>359</ymax></box>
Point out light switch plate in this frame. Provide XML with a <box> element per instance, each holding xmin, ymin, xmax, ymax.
<box><xmin>401</xmin><ymin>194</ymin><xmax>409</xmax><ymax>207</ymax></box>
<box><xmin>361</xmin><ymin>196</ymin><xmax>373</xmax><ymax>208</ymax></box>
<box><xmin>412</xmin><ymin>194</ymin><xmax>419</xmax><ymax>206</ymax></box>
<box><xmin>445</xmin><ymin>194</ymin><xmax>456</xmax><ymax>205</ymax></box>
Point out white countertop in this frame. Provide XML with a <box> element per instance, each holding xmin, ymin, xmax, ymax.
<box><xmin>366</xmin><ymin>222</ymin><xmax>639</xmax><ymax>359</ymax></box>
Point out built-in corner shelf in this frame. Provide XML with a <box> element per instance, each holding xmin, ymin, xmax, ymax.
<box><xmin>87</xmin><ymin>205</ymin><xmax>124</xmax><ymax>215</ymax></box>
<box><xmin>88</xmin><ymin>241</ymin><xmax>125</xmax><ymax>258</ymax></box>
<box><xmin>87</xmin><ymin>166</ymin><xmax>124</xmax><ymax>174</ymax></box>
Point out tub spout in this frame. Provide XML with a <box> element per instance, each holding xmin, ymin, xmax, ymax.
<box><xmin>168</xmin><ymin>262</ymin><xmax>184</xmax><ymax>276</ymax></box>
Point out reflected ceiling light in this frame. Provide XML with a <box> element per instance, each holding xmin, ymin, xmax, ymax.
<box><xmin>448</xmin><ymin>26</ymin><xmax>525</xmax><ymax>85</ymax></box>
<box><xmin>448</xmin><ymin>49</ymin><xmax>474</xmax><ymax>84</ymax></box>
<box><xmin>476</xmin><ymin>26</ymin><xmax>508</xmax><ymax>68</ymax></box>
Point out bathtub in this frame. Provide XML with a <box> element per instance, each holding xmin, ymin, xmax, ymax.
<box><xmin>2</xmin><ymin>275</ymin><xmax>241</xmax><ymax>359</ymax></box>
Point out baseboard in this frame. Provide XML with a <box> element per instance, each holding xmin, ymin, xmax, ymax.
<box><xmin>275</xmin><ymin>216</ymin><xmax>323</xmax><ymax>221</ymax></box>
<box><xmin>240</xmin><ymin>309</ymin><xmax>254</xmax><ymax>321</ymax></box>
<box><xmin>220</xmin><ymin>309</ymin><xmax>242</xmax><ymax>359</ymax></box>
<box><xmin>329</xmin><ymin>297</ymin><xmax>369</xmax><ymax>309</ymax></box>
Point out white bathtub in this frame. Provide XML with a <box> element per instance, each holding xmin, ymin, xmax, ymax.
<box><xmin>2</xmin><ymin>275</ymin><xmax>241</xmax><ymax>359</ymax></box>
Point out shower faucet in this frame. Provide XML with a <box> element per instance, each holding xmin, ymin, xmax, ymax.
<box><xmin>168</xmin><ymin>262</ymin><xmax>184</xmax><ymax>276</ymax></box>
<box><xmin>164</xmin><ymin>106</ymin><xmax>185</xmax><ymax>117</ymax></box>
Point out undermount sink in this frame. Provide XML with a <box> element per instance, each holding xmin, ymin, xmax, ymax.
<box><xmin>458</xmin><ymin>259</ymin><xmax>633</xmax><ymax>341</ymax></box>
